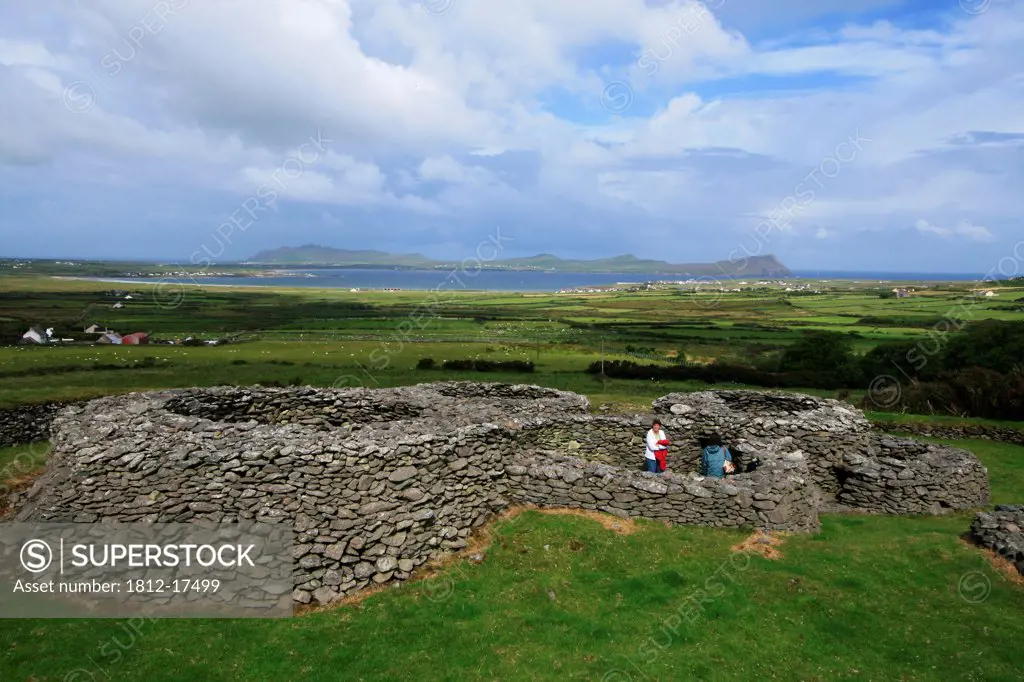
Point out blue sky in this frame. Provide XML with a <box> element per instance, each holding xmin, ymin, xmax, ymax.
<box><xmin>0</xmin><ymin>0</ymin><xmax>1022</xmax><ymax>273</ymax></box>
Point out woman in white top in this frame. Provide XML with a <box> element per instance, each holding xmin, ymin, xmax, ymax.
<box><xmin>645</xmin><ymin>420</ymin><xmax>670</xmax><ymax>473</ymax></box>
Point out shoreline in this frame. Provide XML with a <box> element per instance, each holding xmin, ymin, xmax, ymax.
<box><xmin>54</xmin><ymin>276</ymin><xmax>283</xmax><ymax>290</ymax></box>
<box><xmin>51</xmin><ymin>271</ymin><xmax>1004</xmax><ymax>295</ymax></box>
<box><xmin>51</xmin><ymin>276</ymin><xmax>546</xmax><ymax>293</ymax></box>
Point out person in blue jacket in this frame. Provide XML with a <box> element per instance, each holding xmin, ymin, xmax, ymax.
<box><xmin>699</xmin><ymin>432</ymin><xmax>733</xmax><ymax>478</ymax></box>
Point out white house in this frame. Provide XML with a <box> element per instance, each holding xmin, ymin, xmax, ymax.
<box><xmin>20</xmin><ymin>327</ymin><xmax>46</xmax><ymax>344</ymax></box>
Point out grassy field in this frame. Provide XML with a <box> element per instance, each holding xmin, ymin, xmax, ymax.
<box><xmin>1</xmin><ymin>272</ymin><xmax>1022</xmax><ymax>408</ymax></box>
<box><xmin>0</xmin><ymin>339</ymin><xmax>869</xmax><ymax>408</ymax></box>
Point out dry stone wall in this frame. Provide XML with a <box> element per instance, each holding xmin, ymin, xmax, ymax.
<box><xmin>838</xmin><ymin>436</ymin><xmax>989</xmax><ymax>514</ymax></box>
<box><xmin>871</xmin><ymin>420</ymin><xmax>1024</xmax><ymax>447</ymax></box>
<box><xmin>651</xmin><ymin>390</ymin><xmax>989</xmax><ymax>513</ymax></box>
<box><xmin>653</xmin><ymin>390</ymin><xmax>872</xmax><ymax>499</ymax></box>
<box><xmin>0</xmin><ymin>401</ymin><xmax>84</xmax><ymax>447</ymax></box>
<box><xmin>506</xmin><ymin>453</ymin><xmax>820</xmax><ymax>533</ymax></box>
<box><xmin>970</xmin><ymin>505</ymin><xmax>1024</xmax><ymax>576</ymax></box>
<box><xmin>11</xmin><ymin>383</ymin><xmax>990</xmax><ymax>607</ymax></box>
<box><xmin>514</xmin><ymin>416</ymin><xmax>649</xmax><ymax>468</ymax></box>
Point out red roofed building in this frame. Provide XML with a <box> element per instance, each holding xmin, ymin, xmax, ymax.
<box><xmin>121</xmin><ymin>332</ymin><xmax>150</xmax><ymax>345</ymax></box>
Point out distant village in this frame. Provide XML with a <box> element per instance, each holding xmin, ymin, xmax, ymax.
<box><xmin>17</xmin><ymin>290</ymin><xmax>227</xmax><ymax>347</ymax></box>
<box><xmin>557</xmin><ymin>279</ymin><xmax>822</xmax><ymax>295</ymax></box>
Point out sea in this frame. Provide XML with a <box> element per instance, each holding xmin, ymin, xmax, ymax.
<box><xmin>88</xmin><ymin>268</ymin><xmax>996</xmax><ymax>293</ymax></box>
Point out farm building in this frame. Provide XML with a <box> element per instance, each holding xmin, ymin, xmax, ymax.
<box><xmin>20</xmin><ymin>326</ymin><xmax>47</xmax><ymax>345</ymax></box>
<box><xmin>121</xmin><ymin>332</ymin><xmax>150</xmax><ymax>345</ymax></box>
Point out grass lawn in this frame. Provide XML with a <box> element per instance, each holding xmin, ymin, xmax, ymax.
<box><xmin>867</xmin><ymin>412</ymin><xmax>1024</xmax><ymax>431</ymax></box>
<box><xmin>0</xmin><ymin>513</ymin><xmax>1021</xmax><ymax>681</ymax></box>
<box><xmin>0</xmin><ymin>440</ymin><xmax>1022</xmax><ymax>681</ymax></box>
<box><xmin>2</xmin><ymin>274</ymin><xmax>1021</xmax><ymax>374</ymax></box>
<box><xmin>0</xmin><ymin>441</ymin><xmax>51</xmax><ymax>474</ymax></box>
<box><xmin>0</xmin><ymin>340</ymin><xmax>859</xmax><ymax>408</ymax></box>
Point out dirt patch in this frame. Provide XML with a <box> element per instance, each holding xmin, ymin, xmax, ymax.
<box><xmin>958</xmin><ymin>536</ymin><xmax>1024</xmax><ymax>587</ymax></box>
<box><xmin>297</xmin><ymin>583</ymin><xmax>393</xmax><ymax>615</ymax></box>
<box><xmin>731</xmin><ymin>529</ymin><xmax>787</xmax><ymax>560</ymax></box>
<box><xmin>0</xmin><ymin>469</ymin><xmax>46</xmax><ymax>520</ymax></box>
<box><xmin>510</xmin><ymin>506</ymin><xmax>638</xmax><ymax>535</ymax></box>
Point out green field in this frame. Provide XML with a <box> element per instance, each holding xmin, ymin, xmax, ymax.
<box><xmin>1</xmin><ymin>272</ymin><xmax>1022</xmax><ymax>408</ymax></box>
<box><xmin>1</xmin><ymin>270</ymin><xmax>1022</xmax><ymax>681</ymax></box>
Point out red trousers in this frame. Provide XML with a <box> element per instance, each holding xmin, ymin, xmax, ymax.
<box><xmin>655</xmin><ymin>449</ymin><xmax>668</xmax><ymax>472</ymax></box>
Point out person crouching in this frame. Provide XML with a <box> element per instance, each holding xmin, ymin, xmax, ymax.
<box><xmin>699</xmin><ymin>433</ymin><xmax>734</xmax><ymax>478</ymax></box>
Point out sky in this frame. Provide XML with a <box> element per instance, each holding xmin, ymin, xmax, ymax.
<box><xmin>0</xmin><ymin>0</ymin><xmax>1022</xmax><ymax>273</ymax></box>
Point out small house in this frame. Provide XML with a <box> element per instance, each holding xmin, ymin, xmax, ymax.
<box><xmin>20</xmin><ymin>326</ymin><xmax>47</xmax><ymax>345</ymax></box>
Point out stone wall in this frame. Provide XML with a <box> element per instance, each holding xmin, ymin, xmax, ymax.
<box><xmin>161</xmin><ymin>382</ymin><xmax>590</xmax><ymax>430</ymax></box>
<box><xmin>650</xmin><ymin>391</ymin><xmax>991</xmax><ymax>513</ymax></box>
<box><xmin>970</xmin><ymin>505</ymin><xmax>1024</xmax><ymax>576</ymax></box>
<box><xmin>514</xmin><ymin>416</ymin><xmax>649</xmax><ymax>469</ymax></box>
<box><xmin>0</xmin><ymin>401</ymin><xmax>83</xmax><ymax>447</ymax></box>
<box><xmin>655</xmin><ymin>390</ymin><xmax>871</xmax><ymax>500</ymax></box>
<box><xmin>506</xmin><ymin>453</ymin><xmax>820</xmax><ymax>533</ymax></box>
<box><xmin>871</xmin><ymin>420</ymin><xmax>1024</xmax><ymax>447</ymax></box>
<box><xmin>0</xmin><ymin>399</ymin><xmax>75</xmax><ymax>446</ymax></box>
<box><xmin>14</xmin><ymin>390</ymin><xmax>523</xmax><ymax>605</ymax></box>
<box><xmin>11</xmin><ymin>383</ymin><xmax>991</xmax><ymax>607</ymax></box>
<box><xmin>837</xmin><ymin>436</ymin><xmax>990</xmax><ymax>514</ymax></box>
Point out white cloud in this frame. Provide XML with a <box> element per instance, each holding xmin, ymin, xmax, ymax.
<box><xmin>0</xmin><ymin>0</ymin><xmax>1022</xmax><ymax>270</ymax></box>
<box><xmin>0</xmin><ymin>39</ymin><xmax>69</xmax><ymax>69</ymax></box>
<box><xmin>418</xmin><ymin>156</ymin><xmax>495</xmax><ymax>185</ymax></box>
<box><xmin>914</xmin><ymin>219</ymin><xmax>995</xmax><ymax>242</ymax></box>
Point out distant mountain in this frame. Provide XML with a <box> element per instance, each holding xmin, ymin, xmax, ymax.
<box><xmin>246</xmin><ymin>245</ymin><xmax>791</xmax><ymax>277</ymax></box>
<box><xmin>247</xmin><ymin>245</ymin><xmax>434</xmax><ymax>267</ymax></box>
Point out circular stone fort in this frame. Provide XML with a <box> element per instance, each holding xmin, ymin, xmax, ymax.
<box><xmin>12</xmin><ymin>382</ymin><xmax>990</xmax><ymax>607</ymax></box>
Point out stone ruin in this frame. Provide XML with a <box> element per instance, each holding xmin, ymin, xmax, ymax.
<box><xmin>12</xmin><ymin>382</ymin><xmax>990</xmax><ymax>606</ymax></box>
<box><xmin>971</xmin><ymin>505</ymin><xmax>1024</xmax><ymax>576</ymax></box>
